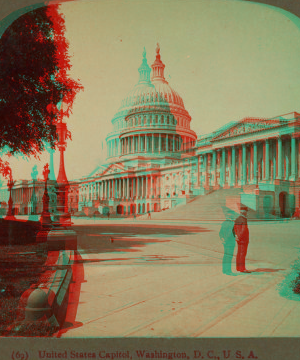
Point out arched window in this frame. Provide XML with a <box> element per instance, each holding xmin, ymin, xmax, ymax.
<box><xmin>167</xmin><ymin>116</ymin><xmax>169</xmax><ymax>124</ymax></box>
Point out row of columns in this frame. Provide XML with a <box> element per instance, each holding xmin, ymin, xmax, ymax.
<box><xmin>197</xmin><ymin>136</ymin><xmax>300</xmax><ymax>188</ymax></box>
<box><xmin>81</xmin><ymin>175</ymin><xmax>161</xmax><ymax>202</ymax></box>
<box><xmin>12</xmin><ymin>187</ymin><xmax>35</xmax><ymax>203</ymax></box>
<box><xmin>120</xmin><ymin>134</ymin><xmax>195</xmax><ymax>155</ymax></box>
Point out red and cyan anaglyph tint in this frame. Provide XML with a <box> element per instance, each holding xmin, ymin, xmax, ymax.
<box><xmin>0</xmin><ymin>0</ymin><xmax>300</xmax><ymax>344</ymax></box>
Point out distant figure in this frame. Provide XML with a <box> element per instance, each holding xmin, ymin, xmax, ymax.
<box><xmin>107</xmin><ymin>211</ymin><xmax>110</xmax><ymax>220</ymax></box>
<box><xmin>133</xmin><ymin>212</ymin><xmax>136</xmax><ymax>220</ymax></box>
<box><xmin>147</xmin><ymin>210</ymin><xmax>151</xmax><ymax>219</ymax></box>
<box><xmin>219</xmin><ymin>207</ymin><xmax>237</xmax><ymax>275</ymax></box>
<box><xmin>110</xmin><ymin>236</ymin><xmax>114</xmax><ymax>243</ymax></box>
<box><xmin>31</xmin><ymin>165</ymin><xmax>38</xmax><ymax>181</ymax></box>
<box><xmin>233</xmin><ymin>205</ymin><xmax>251</xmax><ymax>273</ymax></box>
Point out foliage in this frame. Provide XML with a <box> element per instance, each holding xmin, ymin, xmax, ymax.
<box><xmin>0</xmin><ymin>5</ymin><xmax>83</xmax><ymax>173</ymax></box>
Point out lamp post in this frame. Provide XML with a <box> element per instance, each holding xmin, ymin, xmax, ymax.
<box><xmin>39</xmin><ymin>164</ymin><xmax>52</xmax><ymax>228</ymax></box>
<box><xmin>54</xmin><ymin>117</ymin><xmax>72</xmax><ymax>226</ymax></box>
<box><xmin>43</xmin><ymin>100</ymin><xmax>77</xmax><ymax>251</ymax></box>
<box><xmin>5</xmin><ymin>171</ymin><xmax>15</xmax><ymax>220</ymax></box>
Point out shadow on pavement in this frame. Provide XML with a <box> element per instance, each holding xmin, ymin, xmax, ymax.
<box><xmin>250</xmin><ymin>268</ymin><xmax>284</xmax><ymax>273</ymax></box>
<box><xmin>72</xmin><ymin>224</ymin><xmax>211</xmax><ymax>255</ymax></box>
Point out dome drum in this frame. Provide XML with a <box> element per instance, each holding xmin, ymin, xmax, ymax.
<box><xmin>105</xmin><ymin>45</ymin><xmax>197</xmax><ymax>161</ymax></box>
<box><xmin>115</xmin><ymin>132</ymin><xmax>196</xmax><ymax>160</ymax></box>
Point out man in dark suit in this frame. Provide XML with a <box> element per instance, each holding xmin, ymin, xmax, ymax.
<box><xmin>233</xmin><ymin>205</ymin><xmax>251</xmax><ymax>273</ymax></box>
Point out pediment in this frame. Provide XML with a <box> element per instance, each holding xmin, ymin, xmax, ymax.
<box><xmin>97</xmin><ymin>162</ymin><xmax>125</xmax><ymax>177</ymax></box>
<box><xmin>212</xmin><ymin>118</ymin><xmax>288</xmax><ymax>141</ymax></box>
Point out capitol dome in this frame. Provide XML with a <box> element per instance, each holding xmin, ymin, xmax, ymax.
<box><xmin>106</xmin><ymin>45</ymin><xmax>197</xmax><ymax>161</ymax></box>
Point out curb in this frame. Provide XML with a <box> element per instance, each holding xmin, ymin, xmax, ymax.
<box><xmin>20</xmin><ymin>249</ymin><xmax>74</xmax><ymax>328</ymax></box>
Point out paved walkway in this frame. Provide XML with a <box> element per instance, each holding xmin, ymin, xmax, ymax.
<box><xmin>51</xmin><ymin>218</ymin><xmax>300</xmax><ymax>337</ymax></box>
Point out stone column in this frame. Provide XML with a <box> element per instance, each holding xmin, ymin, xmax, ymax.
<box><xmin>231</xmin><ymin>146</ymin><xmax>236</xmax><ymax>187</ymax></box>
<box><xmin>141</xmin><ymin>177</ymin><xmax>144</xmax><ymax>198</ymax></box>
<box><xmin>166</xmin><ymin>134</ymin><xmax>169</xmax><ymax>152</ymax></box>
<box><xmin>173</xmin><ymin>135</ymin><xmax>175</xmax><ymax>153</ymax></box>
<box><xmin>212</xmin><ymin>151</ymin><xmax>216</xmax><ymax>187</ymax></box>
<box><xmin>237</xmin><ymin>147</ymin><xmax>242</xmax><ymax>185</ymax></box>
<box><xmin>291</xmin><ymin>136</ymin><xmax>296</xmax><ymax>181</ymax></box>
<box><xmin>111</xmin><ymin>179</ymin><xmax>114</xmax><ymax>199</ymax></box>
<box><xmin>265</xmin><ymin>139</ymin><xmax>270</xmax><ymax>181</ymax></box>
<box><xmin>222</xmin><ymin>148</ymin><xmax>226</xmax><ymax>187</ymax></box>
<box><xmin>277</xmin><ymin>137</ymin><xmax>283</xmax><ymax>180</ymax></box>
<box><xmin>250</xmin><ymin>144</ymin><xmax>254</xmax><ymax>183</ymax></box>
<box><xmin>206</xmin><ymin>154</ymin><xmax>210</xmax><ymax>188</ymax></box>
<box><xmin>127</xmin><ymin>177</ymin><xmax>129</xmax><ymax>199</ymax></box>
<box><xmin>227</xmin><ymin>148</ymin><xmax>231</xmax><ymax>186</ymax></box>
<box><xmin>137</xmin><ymin>177</ymin><xmax>140</xmax><ymax>199</ymax></box>
<box><xmin>217</xmin><ymin>151</ymin><xmax>221</xmax><ymax>186</ymax></box>
<box><xmin>150</xmin><ymin>175</ymin><xmax>153</xmax><ymax>198</ymax></box>
<box><xmin>138</xmin><ymin>135</ymin><xmax>141</xmax><ymax>153</ymax></box>
<box><xmin>145</xmin><ymin>176</ymin><xmax>148</xmax><ymax>199</ymax></box>
<box><xmin>197</xmin><ymin>155</ymin><xmax>200</xmax><ymax>187</ymax></box>
<box><xmin>159</xmin><ymin>133</ymin><xmax>162</xmax><ymax>153</ymax></box>
<box><xmin>146</xmin><ymin>135</ymin><xmax>149</xmax><ymax>152</ymax></box>
<box><xmin>203</xmin><ymin>154</ymin><xmax>207</xmax><ymax>188</ymax></box>
<box><xmin>253</xmin><ymin>142</ymin><xmax>257</xmax><ymax>184</ymax></box>
<box><xmin>242</xmin><ymin>144</ymin><xmax>246</xmax><ymax>185</ymax></box>
<box><xmin>152</xmin><ymin>134</ymin><xmax>154</xmax><ymax>153</ymax></box>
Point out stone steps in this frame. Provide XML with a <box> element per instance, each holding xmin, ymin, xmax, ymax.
<box><xmin>152</xmin><ymin>188</ymin><xmax>242</xmax><ymax>221</ymax></box>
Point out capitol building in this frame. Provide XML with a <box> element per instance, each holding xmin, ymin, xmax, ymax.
<box><xmin>2</xmin><ymin>45</ymin><xmax>300</xmax><ymax>219</ymax></box>
<box><xmin>72</xmin><ymin>45</ymin><xmax>300</xmax><ymax>218</ymax></box>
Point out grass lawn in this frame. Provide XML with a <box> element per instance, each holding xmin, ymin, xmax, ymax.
<box><xmin>0</xmin><ymin>243</ymin><xmax>58</xmax><ymax>337</ymax></box>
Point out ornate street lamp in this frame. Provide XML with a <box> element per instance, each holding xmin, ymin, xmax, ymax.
<box><xmin>43</xmin><ymin>100</ymin><xmax>77</xmax><ymax>250</ymax></box>
<box><xmin>5</xmin><ymin>170</ymin><xmax>16</xmax><ymax>220</ymax></box>
<box><xmin>54</xmin><ymin>112</ymin><xmax>72</xmax><ymax>226</ymax></box>
<box><xmin>39</xmin><ymin>163</ymin><xmax>52</xmax><ymax>227</ymax></box>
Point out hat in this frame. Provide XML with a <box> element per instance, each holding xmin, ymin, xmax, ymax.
<box><xmin>239</xmin><ymin>204</ymin><xmax>248</xmax><ymax>212</ymax></box>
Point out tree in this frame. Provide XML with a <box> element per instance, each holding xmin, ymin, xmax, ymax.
<box><xmin>0</xmin><ymin>4</ymin><xmax>83</xmax><ymax>177</ymax></box>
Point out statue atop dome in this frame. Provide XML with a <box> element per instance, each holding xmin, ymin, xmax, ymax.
<box><xmin>151</xmin><ymin>43</ymin><xmax>166</xmax><ymax>82</ymax></box>
<box><xmin>156</xmin><ymin>43</ymin><xmax>160</xmax><ymax>55</ymax></box>
<box><xmin>138</xmin><ymin>47</ymin><xmax>151</xmax><ymax>85</ymax></box>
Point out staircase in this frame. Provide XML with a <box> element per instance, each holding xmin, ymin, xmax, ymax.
<box><xmin>151</xmin><ymin>188</ymin><xmax>243</xmax><ymax>221</ymax></box>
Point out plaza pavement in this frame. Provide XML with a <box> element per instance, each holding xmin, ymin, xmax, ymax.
<box><xmin>52</xmin><ymin>216</ymin><xmax>300</xmax><ymax>338</ymax></box>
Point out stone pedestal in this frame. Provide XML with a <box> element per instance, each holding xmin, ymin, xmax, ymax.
<box><xmin>46</xmin><ymin>228</ymin><xmax>77</xmax><ymax>251</ymax></box>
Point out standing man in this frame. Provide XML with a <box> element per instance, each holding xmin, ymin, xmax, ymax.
<box><xmin>233</xmin><ymin>204</ymin><xmax>251</xmax><ymax>273</ymax></box>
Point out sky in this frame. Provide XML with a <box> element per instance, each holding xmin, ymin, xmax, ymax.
<box><xmin>3</xmin><ymin>0</ymin><xmax>300</xmax><ymax>182</ymax></box>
